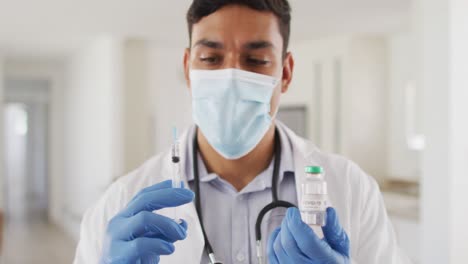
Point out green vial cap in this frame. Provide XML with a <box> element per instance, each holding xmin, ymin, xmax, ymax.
<box><xmin>305</xmin><ymin>166</ymin><xmax>323</xmax><ymax>174</ymax></box>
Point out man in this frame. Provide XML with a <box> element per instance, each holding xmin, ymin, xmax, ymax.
<box><xmin>74</xmin><ymin>0</ymin><xmax>411</xmax><ymax>263</ymax></box>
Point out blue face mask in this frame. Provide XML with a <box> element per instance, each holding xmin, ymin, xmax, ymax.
<box><xmin>190</xmin><ymin>68</ymin><xmax>280</xmax><ymax>160</ymax></box>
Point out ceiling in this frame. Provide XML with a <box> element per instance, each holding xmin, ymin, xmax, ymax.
<box><xmin>0</xmin><ymin>0</ymin><xmax>411</xmax><ymax>57</ymax></box>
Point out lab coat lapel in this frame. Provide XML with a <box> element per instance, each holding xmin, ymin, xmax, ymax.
<box><xmin>277</xmin><ymin>122</ymin><xmax>324</xmax><ymax>236</ymax></box>
<box><xmin>275</xmin><ymin>121</ymin><xmax>318</xmax><ymax>202</ymax></box>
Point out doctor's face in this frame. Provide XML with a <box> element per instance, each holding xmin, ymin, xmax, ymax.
<box><xmin>183</xmin><ymin>4</ymin><xmax>294</xmax><ymax>115</ymax></box>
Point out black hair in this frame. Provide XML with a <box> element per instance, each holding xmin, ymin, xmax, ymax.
<box><xmin>186</xmin><ymin>0</ymin><xmax>291</xmax><ymax>56</ymax></box>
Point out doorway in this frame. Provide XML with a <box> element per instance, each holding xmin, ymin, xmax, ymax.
<box><xmin>3</xmin><ymin>79</ymin><xmax>49</xmax><ymax>222</ymax></box>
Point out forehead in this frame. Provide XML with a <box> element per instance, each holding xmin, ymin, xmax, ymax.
<box><xmin>190</xmin><ymin>4</ymin><xmax>283</xmax><ymax>50</ymax></box>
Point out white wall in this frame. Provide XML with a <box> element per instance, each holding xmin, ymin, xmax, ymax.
<box><xmin>0</xmin><ymin>55</ymin><xmax>4</xmax><ymax>211</ymax></box>
<box><xmin>113</xmin><ymin>39</ymin><xmax>193</xmax><ymax>170</ymax></box>
<box><xmin>343</xmin><ymin>37</ymin><xmax>389</xmax><ymax>180</ymax></box>
<box><xmin>121</xmin><ymin>40</ymin><xmax>153</xmax><ymax>173</ymax></box>
<box><xmin>387</xmin><ymin>33</ymin><xmax>421</xmax><ymax>181</ymax></box>
<box><xmin>287</xmin><ymin>37</ymin><xmax>348</xmax><ymax>149</ymax></box>
<box><xmin>63</xmin><ymin>37</ymin><xmax>124</xmax><ymax>238</ymax></box>
<box><xmin>449</xmin><ymin>0</ymin><xmax>468</xmax><ymax>259</ymax></box>
<box><xmin>416</xmin><ymin>0</ymin><xmax>468</xmax><ymax>262</ymax></box>
<box><xmin>2</xmin><ymin>58</ymin><xmax>66</xmax><ymax>225</ymax></box>
<box><xmin>287</xmin><ymin>36</ymin><xmax>389</xmax><ymax>180</ymax></box>
<box><xmin>148</xmin><ymin>42</ymin><xmax>192</xmax><ymax>154</ymax></box>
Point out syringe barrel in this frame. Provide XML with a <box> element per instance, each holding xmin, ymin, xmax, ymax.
<box><xmin>172</xmin><ymin>158</ymin><xmax>182</xmax><ymax>188</ymax></box>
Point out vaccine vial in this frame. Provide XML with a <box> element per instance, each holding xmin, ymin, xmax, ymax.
<box><xmin>300</xmin><ymin>166</ymin><xmax>328</xmax><ymax>227</ymax></box>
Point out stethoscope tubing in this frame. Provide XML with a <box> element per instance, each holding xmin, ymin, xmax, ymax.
<box><xmin>192</xmin><ymin>127</ymin><xmax>296</xmax><ymax>264</ymax></box>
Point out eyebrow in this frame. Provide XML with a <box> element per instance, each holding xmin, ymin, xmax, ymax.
<box><xmin>243</xmin><ymin>41</ymin><xmax>274</xmax><ymax>50</ymax></box>
<box><xmin>192</xmin><ymin>39</ymin><xmax>224</xmax><ymax>49</ymax></box>
<box><xmin>192</xmin><ymin>39</ymin><xmax>275</xmax><ymax>51</ymax></box>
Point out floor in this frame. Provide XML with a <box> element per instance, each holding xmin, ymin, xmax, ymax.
<box><xmin>1</xmin><ymin>216</ymin><xmax>76</xmax><ymax>264</ymax></box>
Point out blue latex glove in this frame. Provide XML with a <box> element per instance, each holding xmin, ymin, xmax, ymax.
<box><xmin>100</xmin><ymin>180</ymin><xmax>194</xmax><ymax>264</ymax></box>
<box><xmin>268</xmin><ymin>207</ymin><xmax>350</xmax><ymax>264</ymax></box>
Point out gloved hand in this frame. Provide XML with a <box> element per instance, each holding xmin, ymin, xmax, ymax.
<box><xmin>100</xmin><ymin>180</ymin><xmax>194</xmax><ymax>264</ymax></box>
<box><xmin>268</xmin><ymin>207</ymin><xmax>350</xmax><ymax>264</ymax></box>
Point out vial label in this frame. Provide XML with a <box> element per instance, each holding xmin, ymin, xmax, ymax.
<box><xmin>301</xmin><ymin>196</ymin><xmax>327</xmax><ymax>211</ymax></box>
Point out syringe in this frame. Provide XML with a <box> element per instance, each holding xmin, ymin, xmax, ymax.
<box><xmin>171</xmin><ymin>127</ymin><xmax>182</xmax><ymax>188</ymax></box>
<box><xmin>171</xmin><ymin>127</ymin><xmax>182</xmax><ymax>223</ymax></box>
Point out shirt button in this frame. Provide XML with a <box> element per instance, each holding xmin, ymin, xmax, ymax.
<box><xmin>236</xmin><ymin>253</ymin><xmax>245</xmax><ymax>262</ymax></box>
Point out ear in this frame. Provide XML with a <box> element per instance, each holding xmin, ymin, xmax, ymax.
<box><xmin>183</xmin><ymin>48</ymin><xmax>191</xmax><ymax>90</ymax></box>
<box><xmin>281</xmin><ymin>52</ymin><xmax>294</xmax><ymax>93</ymax></box>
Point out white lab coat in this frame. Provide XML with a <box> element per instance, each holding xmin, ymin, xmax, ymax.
<box><xmin>74</xmin><ymin>122</ymin><xmax>411</xmax><ymax>264</ymax></box>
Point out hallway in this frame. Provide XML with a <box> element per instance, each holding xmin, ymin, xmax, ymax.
<box><xmin>1</xmin><ymin>217</ymin><xmax>76</xmax><ymax>264</ymax></box>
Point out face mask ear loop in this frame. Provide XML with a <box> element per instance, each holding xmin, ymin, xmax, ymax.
<box><xmin>271</xmin><ymin>104</ymin><xmax>279</xmax><ymax>120</ymax></box>
<box><xmin>270</xmin><ymin>72</ymin><xmax>284</xmax><ymax>120</ymax></box>
<box><xmin>270</xmin><ymin>92</ymin><xmax>281</xmax><ymax>121</ymax></box>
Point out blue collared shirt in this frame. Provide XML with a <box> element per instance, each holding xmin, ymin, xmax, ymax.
<box><xmin>185</xmin><ymin>127</ymin><xmax>298</xmax><ymax>264</ymax></box>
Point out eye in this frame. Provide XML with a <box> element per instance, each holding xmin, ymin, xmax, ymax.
<box><xmin>200</xmin><ymin>56</ymin><xmax>221</xmax><ymax>64</ymax></box>
<box><xmin>246</xmin><ymin>57</ymin><xmax>269</xmax><ymax>66</ymax></box>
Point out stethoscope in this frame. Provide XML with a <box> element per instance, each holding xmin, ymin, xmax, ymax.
<box><xmin>192</xmin><ymin>128</ymin><xmax>296</xmax><ymax>264</ymax></box>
